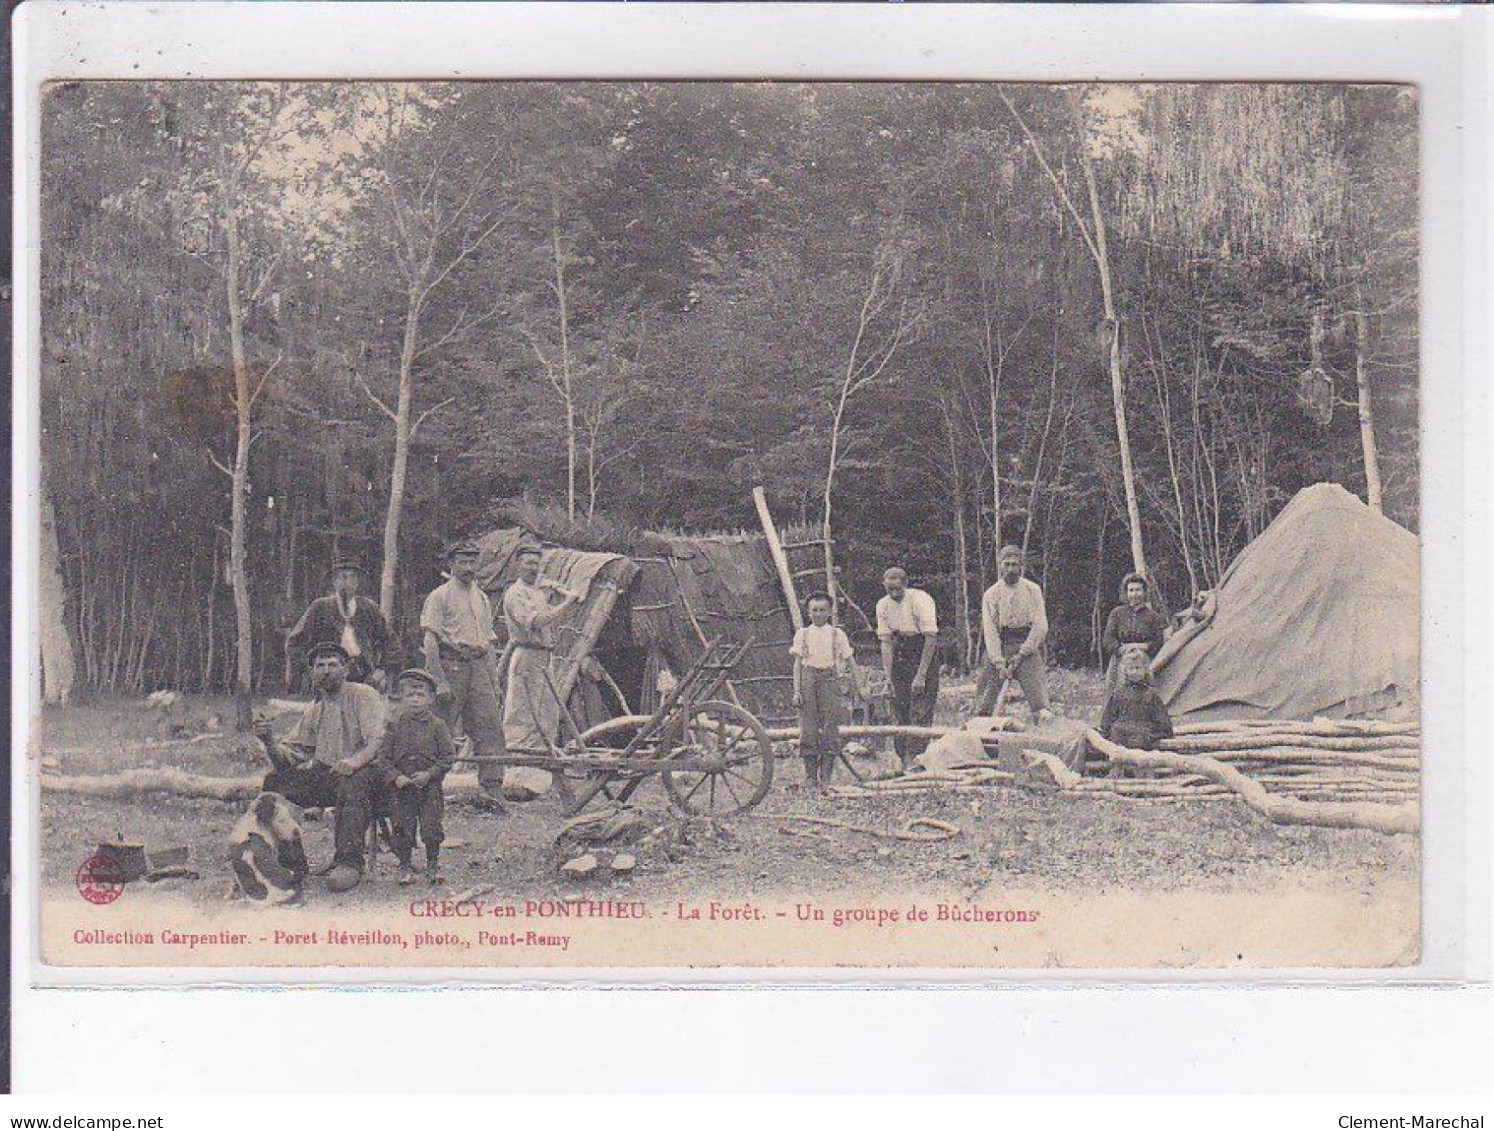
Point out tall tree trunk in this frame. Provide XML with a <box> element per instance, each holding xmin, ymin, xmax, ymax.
<box><xmin>224</xmin><ymin>200</ymin><xmax>255</xmax><ymax>730</ymax></box>
<box><xmin>982</xmin><ymin>302</ymin><xmax>1003</xmax><ymax>554</ymax></box>
<box><xmin>380</xmin><ymin>290</ymin><xmax>420</xmax><ymax>619</ymax></box>
<box><xmin>1079</xmin><ymin>150</ymin><xmax>1147</xmax><ymax>576</ymax></box>
<box><xmin>1353</xmin><ymin>299</ymin><xmax>1384</xmax><ymax>513</ymax></box>
<box><xmin>39</xmin><ymin>487</ymin><xmax>77</xmax><ymax>705</ymax></box>
<box><xmin>552</xmin><ymin>220</ymin><xmax>577</xmax><ymax>521</ymax></box>
<box><xmin>942</xmin><ymin>394</ymin><xmax>973</xmax><ymax>668</ymax></box>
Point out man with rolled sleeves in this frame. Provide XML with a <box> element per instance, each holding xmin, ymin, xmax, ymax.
<box><xmin>259</xmin><ymin>642</ymin><xmax>387</xmax><ymax>893</ymax></box>
<box><xmin>978</xmin><ymin>544</ymin><xmax>1055</xmax><ymax>725</ymax></box>
<box><xmin>876</xmin><ymin>567</ymin><xmax>941</xmax><ymax>769</ymax></box>
<box><xmin>420</xmin><ymin>539</ymin><xmax>508</xmax><ymax>810</ymax></box>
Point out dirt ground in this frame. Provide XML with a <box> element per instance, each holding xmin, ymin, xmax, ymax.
<box><xmin>34</xmin><ymin>672</ymin><xmax>1418</xmax><ymax>912</ymax></box>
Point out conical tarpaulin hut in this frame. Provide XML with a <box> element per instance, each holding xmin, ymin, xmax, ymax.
<box><xmin>1152</xmin><ymin>483</ymin><xmax>1419</xmax><ymax>723</ymax></box>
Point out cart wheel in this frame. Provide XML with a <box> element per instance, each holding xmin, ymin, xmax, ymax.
<box><xmin>661</xmin><ymin>700</ymin><xmax>774</xmax><ymax>817</ymax></box>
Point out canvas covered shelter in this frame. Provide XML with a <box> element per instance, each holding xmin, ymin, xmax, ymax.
<box><xmin>1152</xmin><ymin>482</ymin><xmax>1419</xmax><ymax>723</ymax></box>
<box><xmin>470</xmin><ymin>524</ymin><xmax>803</xmax><ymax>745</ymax></box>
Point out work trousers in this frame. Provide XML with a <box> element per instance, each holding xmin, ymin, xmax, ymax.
<box><xmin>798</xmin><ymin>665</ymin><xmax>847</xmax><ymax>785</ymax></box>
<box><xmin>888</xmin><ymin>633</ymin><xmax>940</xmax><ymax>766</ymax></box>
<box><xmin>439</xmin><ymin>649</ymin><xmax>507</xmax><ymax>797</ymax></box>
<box><xmin>262</xmin><ymin>761</ymin><xmax>383</xmax><ymax>872</ymax></box>
<box><xmin>978</xmin><ymin>628</ymin><xmax>1051</xmax><ymax>718</ymax></box>
<box><xmin>388</xmin><ymin>780</ymin><xmax>445</xmax><ymax>861</ymax></box>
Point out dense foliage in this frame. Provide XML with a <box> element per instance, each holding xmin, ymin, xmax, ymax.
<box><xmin>40</xmin><ymin>81</ymin><xmax>1417</xmax><ymax>692</ymax></box>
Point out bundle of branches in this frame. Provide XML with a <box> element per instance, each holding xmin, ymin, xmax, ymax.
<box><xmin>1083</xmin><ymin>721</ymin><xmax>1420</xmax><ymax>836</ymax></box>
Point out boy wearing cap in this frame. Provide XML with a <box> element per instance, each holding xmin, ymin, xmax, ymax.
<box><xmin>285</xmin><ymin>558</ymin><xmax>393</xmax><ymax>690</ymax></box>
<box><xmin>377</xmin><ymin>669</ymin><xmax>456</xmax><ymax>885</ymax></box>
<box><xmin>420</xmin><ymin>538</ymin><xmax>508</xmax><ymax>808</ymax></box>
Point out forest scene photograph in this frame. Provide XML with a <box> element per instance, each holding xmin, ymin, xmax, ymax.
<box><xmin>34</xmin><ymin>81</ymin><xmax>1422</xmax><ymax>969</ymax></box>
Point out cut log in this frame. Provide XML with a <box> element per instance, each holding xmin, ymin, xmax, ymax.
<box><xmin>1161</xmin><ymin>733</ymin><xmax>1419</xmax><ymax>754</ymax></box>
<box><xmin>1171</xmin><ymin>719</ymin><xmax>1419</xmax><ymax>738</ymax></box>
<box><xmin>41</xmin><ymin>768</ymin><xmax>261</xmax><ymax>802</ymax></box>
<box><xmin>1085</xmin><ymin>730</ymin><xmax>1419</xmax><ymax>836</ymax></box>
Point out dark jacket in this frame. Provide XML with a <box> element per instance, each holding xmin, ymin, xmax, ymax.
<box><xmin>1100</xmin><ymin>680</ymin><xmax>1174</xmax><ymax>750</ymax></box>
<box><xmin>1101</xmin><ymin>604</ymin><xmax>1168</xmax><ymax>659</ymax></box>
<box><xmin>376</xmin><ymin>708</ymin><xmax>456</xmax><ymax>787</ymax></box>
<box><xmin>286</xmin><ymin>595</ymin><xmax>393</xmax><ymax>683</ymax></box>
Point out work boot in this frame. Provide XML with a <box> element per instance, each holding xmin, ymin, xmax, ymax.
<box><xmin>425</xmin><ymin>848</ymin><xmax>444</xmax><ymax>885</ymax></box>
<box><xmin>396</xmin><ymin>863</ymin><xmax>417</xmax><ymax>887</ymax></box>
<box><xmin>325</xmin><ymin>863</ymin><xmax>362</xmax><ymax>893</ymax></box>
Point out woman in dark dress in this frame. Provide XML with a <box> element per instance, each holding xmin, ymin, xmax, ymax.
<box><xmin>1101</xmin><ymin>572</ymin><xmax>1169</xmax><ymax>697</ymax></box>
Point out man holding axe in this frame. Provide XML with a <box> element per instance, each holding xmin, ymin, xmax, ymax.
<box><xmin>977</xmin><ymin>544</ymin><xmax>1055</xmax><ymax>725</ymax></box>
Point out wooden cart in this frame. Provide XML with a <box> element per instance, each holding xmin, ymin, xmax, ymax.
<box><xmin>470</xmin><ymin>637</ymin><xmax>776</xmax><ymax>818</ymax></box>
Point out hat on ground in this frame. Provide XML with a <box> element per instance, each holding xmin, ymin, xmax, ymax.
<box><xmin>445</xmin><ymin>537</ymin><xmax>481</xmax><ymax>560</ymax></box>
<box><xmin>306</xmin><ymin>641</ymin><xmax>351</xmax><ymax>666</ymax></box>
<box><xmin>395</xmin><ymin>668</ymin><xmax>438</xmax><ymax>694</ymax></box>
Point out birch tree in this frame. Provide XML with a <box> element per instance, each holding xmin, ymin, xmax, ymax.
<box><xmin>361</xmin><ymin>88</ymin><xmax>516</xmax><ymax>616</ymax></box>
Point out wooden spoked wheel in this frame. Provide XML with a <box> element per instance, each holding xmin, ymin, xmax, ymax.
<box><xmin>661</xmin><ymin>700</ymin><xmax>774</xmax><ymax>816</ymax></box>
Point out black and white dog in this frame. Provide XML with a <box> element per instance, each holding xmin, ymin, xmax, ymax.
<box><xmin>228</xmin><ymin>792</ymin><xmax>309</xmax><ymax>905</ymax></box>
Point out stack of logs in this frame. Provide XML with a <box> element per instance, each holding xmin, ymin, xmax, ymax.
<box><xmin>1082</xmin><ymin>719</ymin><xmax>1419</xmax><ymax>803</ymax></box>
<box><xmin>826</xmin><ymin>717</ymin><xmax>1420</xmax><ymax>836</ymax></box>
<box><xmin>1080</xmin><ymin>718</ymin><xmax>1419</xmax><ymax>835</ymax></box>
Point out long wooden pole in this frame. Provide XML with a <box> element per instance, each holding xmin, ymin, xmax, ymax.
<box><xmin>753</xmin><ymin>486</ymin><xmax>804</xmax><ymax>633</ymax></box>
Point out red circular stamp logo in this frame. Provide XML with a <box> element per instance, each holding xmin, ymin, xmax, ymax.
<box><xmin>75</xmin><ymin>855</ymin><xmax>126</xmax><ymax>905</ymax></box>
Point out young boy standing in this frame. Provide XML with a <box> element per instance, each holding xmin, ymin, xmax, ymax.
<box><xmin>377</xmin><ymin>668</ymin><xmax>457</xmax><ymax>885</ymax></box>
<box><xmin>791</xmin><ymin>594</ymin><xmax>858</xmax><ymax>790</ymax></box>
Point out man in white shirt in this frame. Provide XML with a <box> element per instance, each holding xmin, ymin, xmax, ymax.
<box><xmin>978</xmin><ymin>544</ymin><xmax>1054</xmax><ymax>723</ymax></box>
<box><xmin>421</xmin><ymin>539</ymin><xmax>507</xmax><ymax>809</ymax></box>
<box><xmin>875</xmin><ymin>567</ymin><xmax>940</xmax><ymax>768</ymax></box>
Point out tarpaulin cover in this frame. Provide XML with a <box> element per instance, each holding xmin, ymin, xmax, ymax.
<box><xmin>1152</xmin><ymin>483</ymin><xmax>1419</xmax><ymax>722</ymax></box>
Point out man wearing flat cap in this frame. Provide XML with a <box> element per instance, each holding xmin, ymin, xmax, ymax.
<box><xmin>260</xmin><ymin>641</ymin><xmax>388</xmax><ymax>893</ymax></box>
<box><xmin>978</xmin><ymin>544</ymin><xmax>1054</xmax><ymax>724</ymax></box>
<box><xmin>420</xmin><ymin>538</ymin><xmax>508</xmax><ymax>808</ymax></box>
<box><xmin>285</xmin><ymin>558</ymin><xmax>393</xmax><ymax>691</ymax></box>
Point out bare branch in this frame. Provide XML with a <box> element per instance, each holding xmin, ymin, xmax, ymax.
<box><xmin>411</xmin><ymin>397</ymin><xmax>457</xmax><ymax>439</ymax></box>
<box><xmin>206</xmin><ymin>451</ymin><xmax>233</xmax><ymax>479</ymax></box>
<box><xmin>415</xmin><ymin>206</ymin><xmax>513</xmax><ymax>316</ymax></box>
<box><xmin>998</xmin><ymin>89</ymin><xmax>1103</xmax><ymax>268</ymax></box>
<box><xmin>248</xmin><ymin>248</ymin><xmax>285</xmax><ymax>304</ymax></box>
<box><xmin>357</xmin><ymin>375</ymin><xmax>399</xmax><ymax>423</ymax></box>
<box><xmin>247</xmin><ymin>352</ymin><xmax>284</xmax><ymax>409</ymax></box>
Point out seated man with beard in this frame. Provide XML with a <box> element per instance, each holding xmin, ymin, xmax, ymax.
<box><xmin>260</xmin><ymin>642</ymin><xmax>387</xmax><ymax>893</ymax></box>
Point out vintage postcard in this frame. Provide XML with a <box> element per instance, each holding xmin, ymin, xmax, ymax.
<box><xmin>31</xmin><ymin>78</ymin><xmax>1421</xmax><ymax>973</ymax></box>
